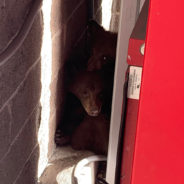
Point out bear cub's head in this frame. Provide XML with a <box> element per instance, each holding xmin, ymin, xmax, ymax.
<box><xmin>68</xmin><ymin>70</ymin><xmax>105</xmax><ymax>117</ymax></box>
<box><xmin>87</xmin><ymin>20</ymin><xmax>117</xmax><ymax>71</ymax></box>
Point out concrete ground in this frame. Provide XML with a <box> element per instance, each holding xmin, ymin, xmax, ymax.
<box><xmin>39</xmin><ymin>146</ymin><xmax>94</xmax><ymax>184</ymax></box>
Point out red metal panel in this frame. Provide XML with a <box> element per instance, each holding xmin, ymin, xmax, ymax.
<box><xmin>120</xmin><ymin>99</ymin><xmax>139</xmax><ymax>184</ymax></box>
<box><xmin>127</xmin><ymin>39</ymin><xmax>145</xmax><ymax>66</ymax></box>
<box><xmin>131</xmin><ymin>0</ymin><xmax>184</xmax><ymax>184</ymax></box>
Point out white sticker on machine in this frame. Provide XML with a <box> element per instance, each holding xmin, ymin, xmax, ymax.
<box><xmin>127</xmin><ymin>66</ymin><xmax>143</xmax><ymax>100</ymax></box>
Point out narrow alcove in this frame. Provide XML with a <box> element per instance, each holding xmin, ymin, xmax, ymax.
<box><xmin>37</xmin><ymin>0</ymin><xmax>120</xmax><ymax>183</ymax></box>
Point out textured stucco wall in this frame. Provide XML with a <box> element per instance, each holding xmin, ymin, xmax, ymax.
<box><xmin>110</xmin><ymin>0</ymin><xmax>121</xmax><ymax>32</ymax></box>
<box><xmin>94</xmin><ymin>0</ymin><xmax>102</xmax><ymax>24</ymax></box>
<box><xmin>0</xmin><ymin>1</ymin><xmax>42</xmax><ymax>184</ymax></box>
<box><xmin>93</xmin><ymin>0</ymin><xmax>121</xmax><ymax>32</ymax></box>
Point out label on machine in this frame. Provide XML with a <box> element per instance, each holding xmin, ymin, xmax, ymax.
<box><xmin>127</xmin><ymin>66</ymin><xmax>142</xmax><ymax>100</ymax></box>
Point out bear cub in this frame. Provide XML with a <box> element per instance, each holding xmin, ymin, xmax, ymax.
<box><xmin>55</xmin><ymin>20</ymin><xmax>117</xmax><ymax>155</ymax></box>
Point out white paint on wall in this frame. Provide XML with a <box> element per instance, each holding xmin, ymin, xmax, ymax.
<box><xmin>38</xmin><ymin>0</ymin><xmax>53</xmax><ymax>179</ymax></box>
<box><xmin>101</xmin><ymin>0</ymin><xmax>113</xmax><ymax>30</ymax></box>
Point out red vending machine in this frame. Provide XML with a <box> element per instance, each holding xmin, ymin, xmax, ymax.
<box><xmin>119</xmin><ymin>1</ymin><xmax>149</xmax><ymax>183</ymax></box>
<box><xmin>120</xmin><ymin>0</ymin><xmax>184</xmax><ymax>184</ymax></box>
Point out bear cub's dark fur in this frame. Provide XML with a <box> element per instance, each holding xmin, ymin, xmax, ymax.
<box><xmin>55</xmin><ymin>20</ymin><xmax>117</xmax><ymax>155</ymax></box>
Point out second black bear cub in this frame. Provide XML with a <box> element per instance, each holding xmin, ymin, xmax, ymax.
<box><xmin>87</xmin><ymin>20</ymin><xmax>117</xmax><ymax>71</ymax></box>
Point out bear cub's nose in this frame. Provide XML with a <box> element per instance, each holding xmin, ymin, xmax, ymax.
<box><xmin>90</xmin><ymin>109</ymin><xmax>100</xmax><ymax>116</ymax></box>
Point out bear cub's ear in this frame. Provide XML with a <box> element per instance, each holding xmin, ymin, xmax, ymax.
<box><xmin>87</xmin><ymin>20</ymin><xmax>105</xmax><ymax>41</ymax></box>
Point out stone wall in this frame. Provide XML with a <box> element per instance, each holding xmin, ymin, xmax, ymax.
<box><xmin>110</xmin><ymin>0</ymin><xmax>121</xmax><ymax>32</ymax></box>
<box><xmin>0</xmin><ymin>1</ymin><xmax>42</xmax><ymax>183</ymax></box>
<box><xmin>94</xmin><ymin>0</ymin><xmax>102</xmax><ymax>24</ymax></box>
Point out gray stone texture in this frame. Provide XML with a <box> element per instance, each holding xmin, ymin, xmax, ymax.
<box><xmin>0</xmin><ymin>1</ymin><xmax>42</xmax><ymax>184</ymax></box>
<box><xmin>0</xmin><ymin>107</ymin><xmax>11</xmax><ymax>158</ymax></box>
<box><xmin>93</xmin><ymin>0</ymin><xmax>120</xmax><ymax>30</ymax></box>
<box><xmin>0</xmin><ymin>13</ymin><xmax>42</xmax><ymax>110</ymax></box>
<box><xmin>14</xmin><ymin>146</ymin><xmax>40</xmax><ymax>184</ymax></box>
<box><xmin>95</xmin><ymin>7</ymin><xmax>102</xmax><ymax>25</ymax></box>
<box><xmin>112</xmin><ymin>0</ymin><xmax>121</xmax><ymax>12</ymax></box>
<box><xmin>0</xmin><ymin>0</ymin><xmax>33</xmax><ymax>53</ymax></box>
<box><xmin>94</xmin><ymin>0</ymin><xmax>102</xmax><ymax>24</ymax></box>
<box><xmin>110</xmin><ymin>13</ymin><xmax>120</xmax><ymax>33</ymax></box>
<box><xmin>50</xmin><ymin>0</ymin><xmax>82</xmax><ymax>37</ymax></box>
<box><xmin>50</xmin><ymin>75</ymin><xmax>60</xmax><ymax>116</ymax></box>
<box><xmin>94</xmin><ymin>0</ymin><xmax>102</xmax><ymax>13</ymax></box>
<box><xmin>51</xmin><ymin>35</ymin><xmax>63</xmax><ymax>79</ymax></box>
<box><xmin>110</xmin><ymin>0</ymin><xmax>121</xmax><ymax>32</ymax></box>
<box><xmin>63</xmin><ymin>0</ymin><xmax>88</xmax><ymax>59</ymax></box>
<box><xmin>10</xmin><ymin>61</ymin><xmax>41</xmax><ymax>141</ymax></box>
<box><xmin>0</xmin><ymin>108</ymin><xmax>40</xmax><ymax>184</ymax></box>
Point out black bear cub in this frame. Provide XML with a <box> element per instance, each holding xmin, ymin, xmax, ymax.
<box><xmin>55</xmin><ymin>70</ymin><xmax>110</xmax><ymax>151</ymax></box>
<box><xmin>68</xmin><ymin>70</ymin><xmax>105</xmax><ymax>117</ymax></box>
<box><xmin>55</xmin><ymin>20</ymin><xmax>117</xmax><ymax>155</ymax></box>
<box><xmin>71</xmin><ymin>114</ymin><xmax>110</xmax><ymax>155</ymax></box>
<box><xmin>87</xmin><ymin>20</ymin><xmax>117</xmax><ymax>71</ymax></box>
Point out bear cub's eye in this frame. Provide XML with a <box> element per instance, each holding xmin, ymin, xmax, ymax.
<box><xmin>101</xmin><ymin>55</ymin><xmax>114</xmax><ymax>63</ymax></box>
<box><xmin>103</xmin><ymin>56</ymin><xmax>107</xmax><ymax>61</ymax></box>
<box><xmin>83</xmin><ymin>91</ymin><xmax>89</xmax><ymax>98</ymax></box>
